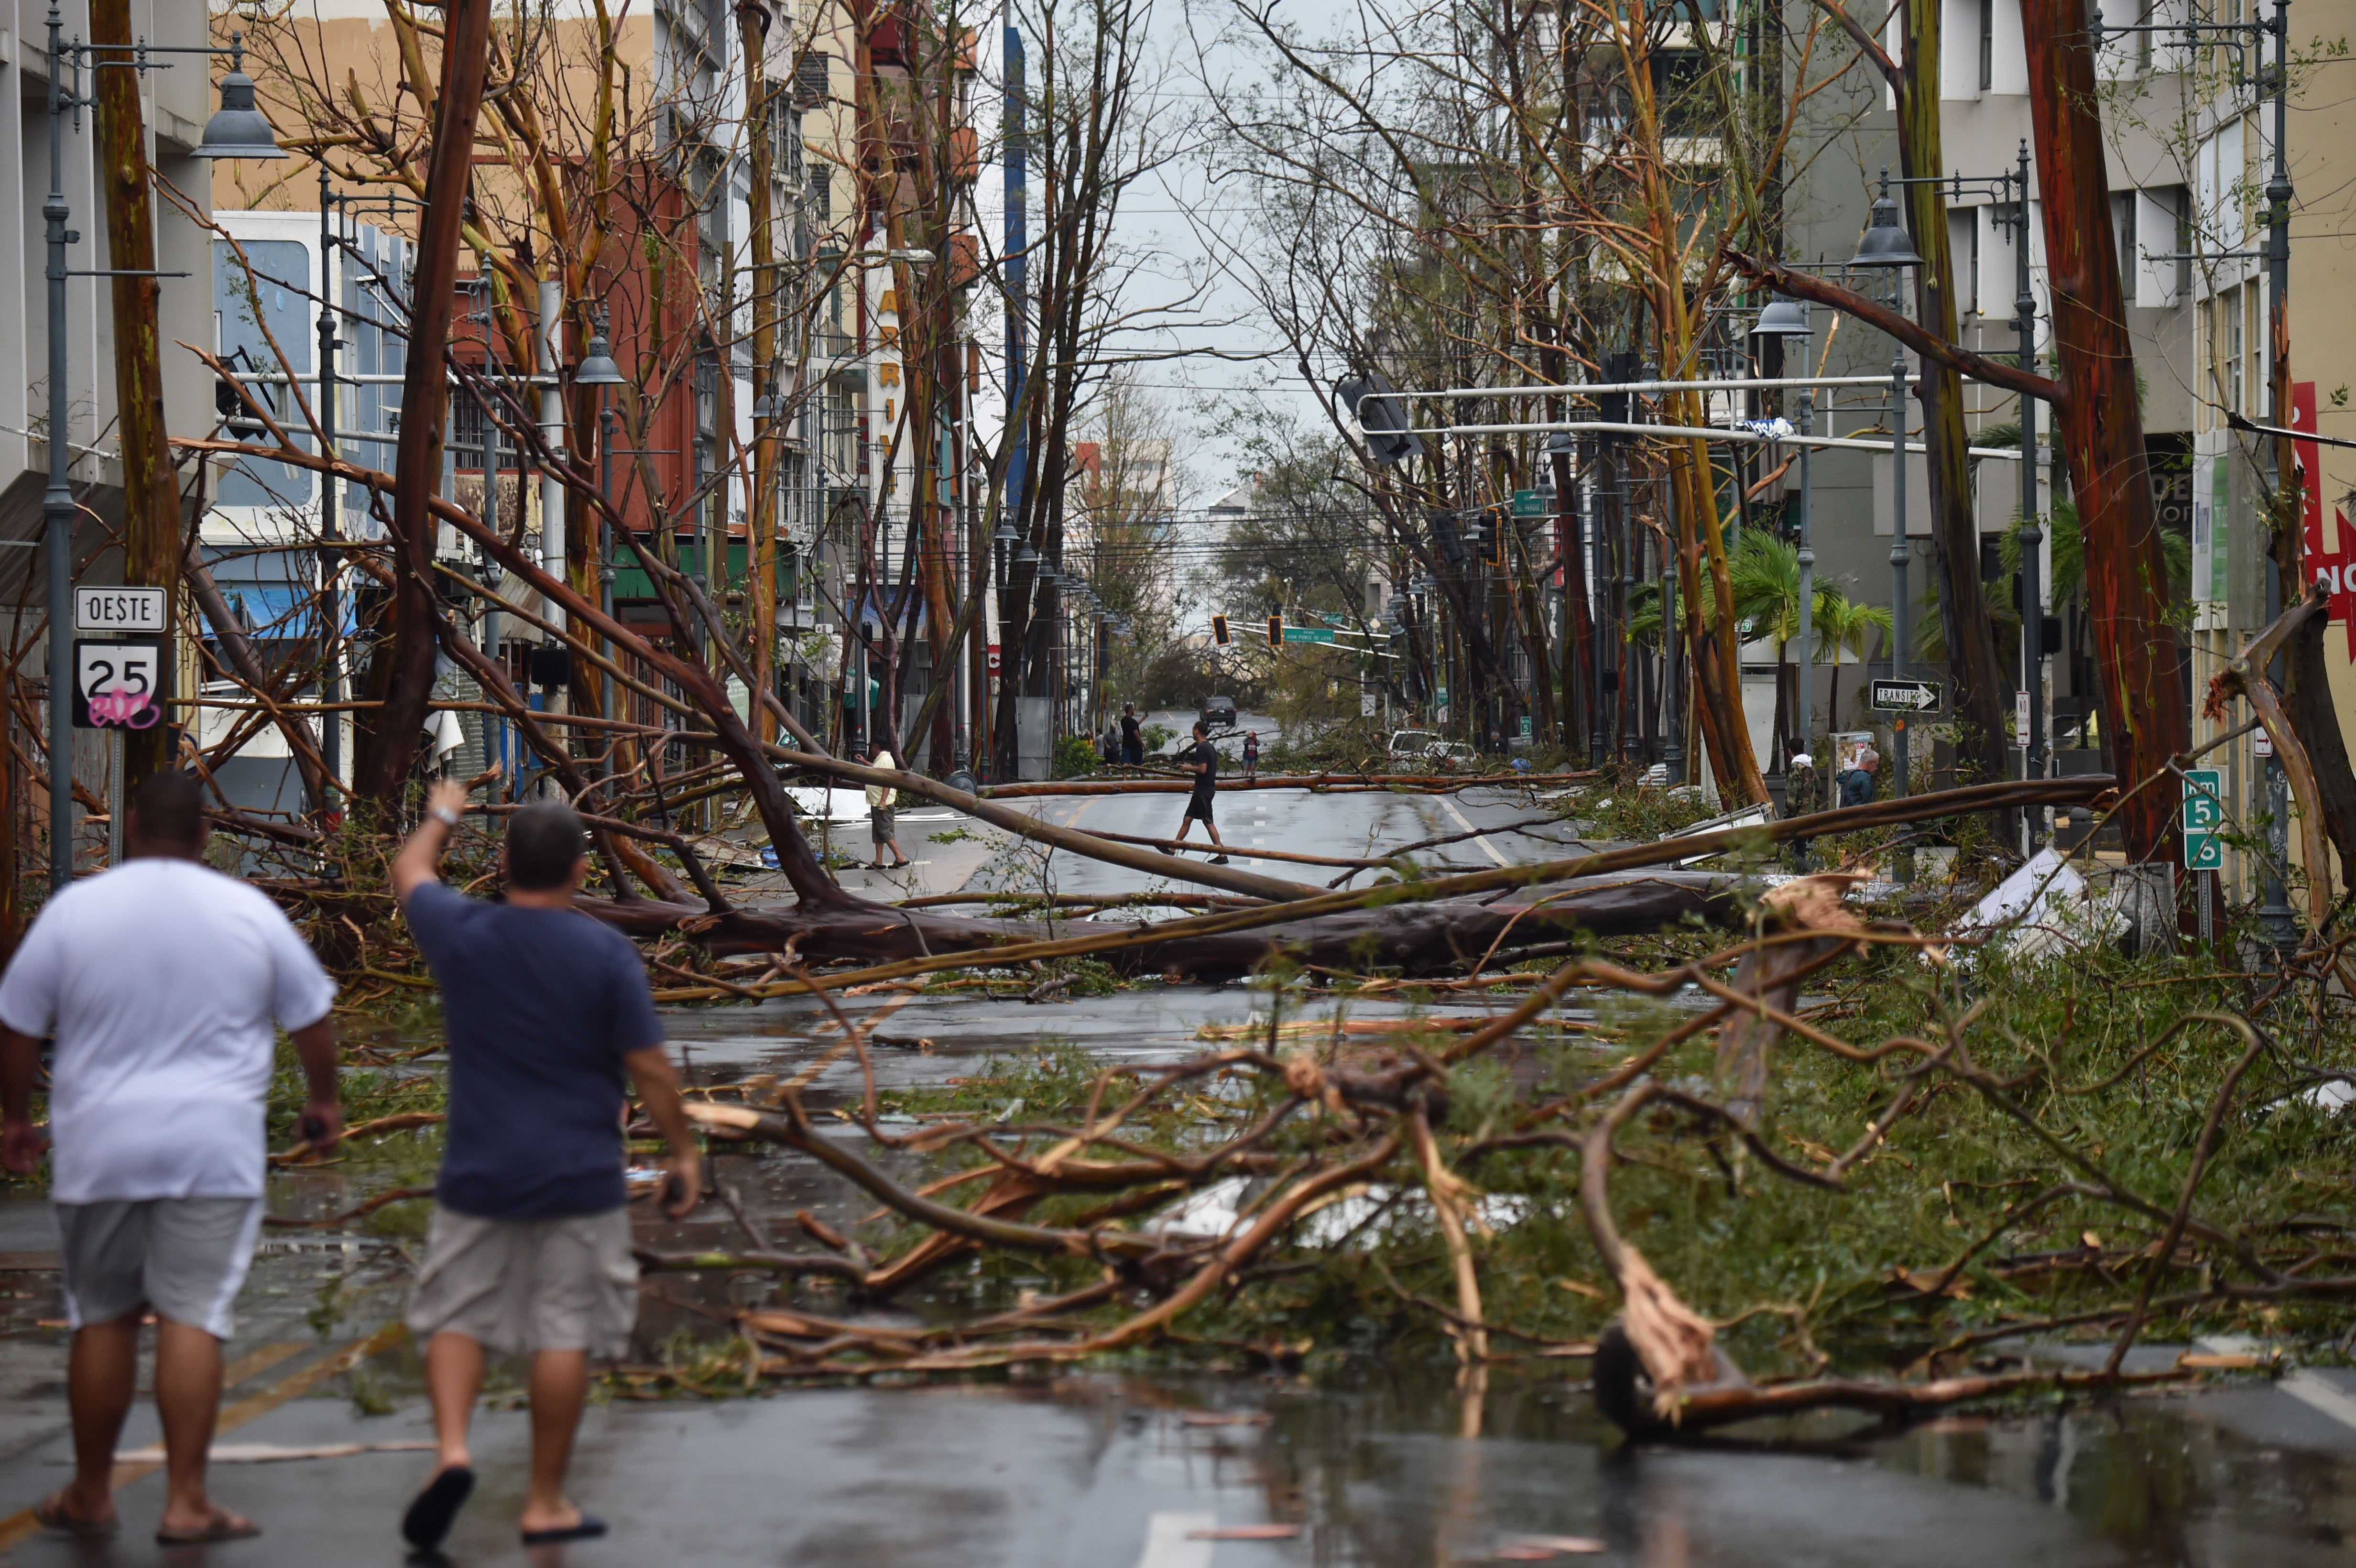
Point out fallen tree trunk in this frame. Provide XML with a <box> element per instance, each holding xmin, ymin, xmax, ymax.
<box><xmin>973</xmin><ymin>771</ymin><xmax>1601</xmax><ymax>798</ymax></box>
<box><xmin>589</xmin><ymin>869</ymin><xmax>1750</xmax><ymax>976</ymax></box>
<box><xmin>1591</xmin><ymin>1321</ymin><xmax>2193</xmax><ymax>1436</ymax></box>
<box><xmin>598</xmin><ymin>774</ymin><xmax>2118</xmax><ymax>988</ymax></box>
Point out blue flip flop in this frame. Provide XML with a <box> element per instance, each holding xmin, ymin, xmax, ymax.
<box><xmin>522</xmin><ymin>1514</ymin><xmax>608</xmax><ymax>1546</ymax></box>
<box><xmin>401</xmin><ymin>1465</ymin><xmax>475</xmax><ymax>1551</ymax></box>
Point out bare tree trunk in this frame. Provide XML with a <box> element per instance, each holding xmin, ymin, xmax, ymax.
<box><xmin>1899</xmin><ymin>0</ymin><xmax>2009</xmax><ymax>786</ymax></box>
<box><xmin>92</xmin><ymin>0</ymin><xmax>180</xmax><ymax>798</ymax></box>
<box><xmin>356</xmin><ymin>0</ymin><xmax>495</xmax><ymax>809</ymax></box>
<box><xmin>2020</xmin><ymin>0</ymin><xmax>2186</xmax><ymax>860</ymax></box>
<box><xmin>741</xmin><ymin>2</ymin><xmax>778</xmax><ymax>748</ymax></box>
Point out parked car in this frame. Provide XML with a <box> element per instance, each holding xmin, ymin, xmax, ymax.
<box><xmin>1387</xmin><ymin>729</ymin><xmax>1440</xmax><ymax>758</ymax></box>
<box><xmin>1200</xmin><ymin>695</ymin><xmax>1238</xmax><ymax>729</ymax></box>
<box><xmin>1426</xmin><ymin>741</ymin><xmax>1477</xmax><ymax>768</ymax></box>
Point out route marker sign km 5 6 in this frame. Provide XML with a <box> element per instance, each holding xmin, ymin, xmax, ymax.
<box><xmin>2182</xmin><ymin>766</ymin><xmax>2225</xmax><ymax>871</ymax></box>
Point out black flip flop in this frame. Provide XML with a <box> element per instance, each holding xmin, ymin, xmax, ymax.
<box><xmin>522</xmin><ymin>1514</ymin><xmax>609</xmax><ymax>1546</ymax></box>
<box><xmin>401</xmin><ymin>1465</ymin><xmax>476</xmax><ymax>1551</ymax></box>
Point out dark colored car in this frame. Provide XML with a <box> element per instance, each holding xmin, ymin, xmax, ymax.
<box><xmin>1200</xmin><ymin>696</ymin><xmax>1239</xmax><ymax>730</ymax></box>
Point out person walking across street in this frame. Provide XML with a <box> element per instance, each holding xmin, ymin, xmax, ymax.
<box><xmin>1241</xmin><ymin>730</ymin><xmax>1260</xmax><ymax>783</ymax></box>
<box><xmin>391</xmin><ymin>781</ymin><xmax>700</xmax><ymax>1552</ymax></box>
<box><xmin>865</xmin><ymin>748</ymin><xmax>911</xmax><ymax>871</ymax></box>
<box><xmin>1121</xmin><ymin>704</ymin><xmax>1144</xmax><ymax>766</ymax></box>
<box><xmin>0</xmin><ymin>769</ymin><xmax>342</xmax><ymax>1546</ymax></box>
<box><xmin>1172</xmin><ymin>720</ymin><xmax>1230</xmax><ymax>863</ymax></box>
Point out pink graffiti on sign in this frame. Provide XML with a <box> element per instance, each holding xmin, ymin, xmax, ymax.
<box><xmin>87</xmin><ymin>688</ymin><xmax>160</xmax><ymax>729</ymax></box>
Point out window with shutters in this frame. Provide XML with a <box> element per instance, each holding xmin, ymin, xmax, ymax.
<box><xmin>793</xmin><ymin>51</ymin><xmax>829</xmax><ymax>107</ymax></box>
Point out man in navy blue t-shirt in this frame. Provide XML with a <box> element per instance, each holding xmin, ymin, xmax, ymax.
<box><xmin>388</xmin><ymin>780</ymin><xmax>699</xmax><ymax>1553</ymax></box>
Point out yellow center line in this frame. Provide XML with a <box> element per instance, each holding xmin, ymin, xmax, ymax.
<box><xmin>222</xmin><ymin>1339</ymin><xmax>311</xmax><ymax>1389</ymax></box>
<box><xmin>0</xmin><ymin>1320</ymin><xmax>410</xmax><ymax>1549</ymax></box>
<box><xmin>775</xmin><ymin>988</ymin><xmax>921</xmax><ymax>1094</ymax></box>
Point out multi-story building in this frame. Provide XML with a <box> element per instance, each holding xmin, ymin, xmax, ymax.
<box><xmin>200</xmin><ymin>0</ymin><xmax>920</xmax><ymax>797</ymax></box>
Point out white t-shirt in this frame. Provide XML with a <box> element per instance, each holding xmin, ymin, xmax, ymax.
<box><xmin>0</xmin><ymin>858</ymin><xmax>336</xmax><ymax>1204</ymax></box>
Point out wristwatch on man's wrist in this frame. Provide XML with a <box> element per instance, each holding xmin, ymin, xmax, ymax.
<box><xmin>428</xmin><ymin>805</ymin><xmax>461</xmax><ymax>830</ymax></box>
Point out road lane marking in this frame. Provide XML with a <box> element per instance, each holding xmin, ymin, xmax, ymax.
<box><xmin>2280</xmin><ymin>1371</ymin><xmax>2356</xmax><ymax>1432</ymax></box>
<box><xmin>1440</xmin><ymin>797</ymin><xmax>1511</xmax><ymax>867</ymax></box>
<box><xmin>1135</xmin><ymin>1512</ymin><xmax>1217</xmax><ymax>1568</ymax></box>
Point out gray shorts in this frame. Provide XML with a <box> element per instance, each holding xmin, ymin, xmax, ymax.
<box><xmin>56</xmin><ymin>1198</ymin><xmax>264</xmax><ymax>1340</ymax></box>
<box><xmin>870</xmin><ymin>804</ymin><xmax>897</xmax><ymax>845</ymax></box>
<box><xmin>407</xmin><ymin>1205</ymin><xmax>638</xmax><ymax>1359</ymax></box>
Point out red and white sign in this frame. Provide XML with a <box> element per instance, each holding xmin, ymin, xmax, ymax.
<box><xmin>2294</xmin><ymin>381</ymin><xmax>2356</xmax><ymax>658</ymax></box>
<box><xmin>986</xmin><ymin>643</ymin><xmax>1002</xmax><ymax>674</ymax></box>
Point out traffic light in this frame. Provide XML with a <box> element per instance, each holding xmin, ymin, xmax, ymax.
<box><xmin>1266</xmin><ymin>614</ymin><xmax>1283</xmax><ymax>649</ymax></box>
<box><xmin>1211</xmin><ymin>613</ymin><xmax>1230</xmax><ymax>646</ymax></box>
<box><xmin>1429</xmin><ymin>508</ymin><xmax>1468</xmax><ymax>569</ymax></box>
<box><xmin>1335</xmin><ymin>368</ymin><xmax>1425</xmax><ymax>467</ymax></box>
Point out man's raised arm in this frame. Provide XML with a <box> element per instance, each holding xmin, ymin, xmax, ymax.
<box><xmin>392</xmin><ymin>779</ymin><xmax>470</xmax><ymax>905</ymax></box>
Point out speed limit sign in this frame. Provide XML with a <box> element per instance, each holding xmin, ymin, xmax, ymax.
<box><xmin>72</xmin><ymin>638</ymin><xmax>167</xmax><ymax>730</ymax></box>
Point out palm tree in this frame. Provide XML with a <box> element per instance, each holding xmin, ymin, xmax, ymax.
<box><xmin>1811</xmin><ymin>588</ymin><xmax>1893</xmax><ymax>740</ymax></box>
<box><xmin>1729</xmin><ymin>533</ymin><xmax>1804</xmax><ymax>764</ymax></box>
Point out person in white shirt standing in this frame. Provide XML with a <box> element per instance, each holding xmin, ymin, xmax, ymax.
<box><xmin>0</xmin><ymin>770</ymin><xmax>341</xmax><ymax>1546</ymax></box>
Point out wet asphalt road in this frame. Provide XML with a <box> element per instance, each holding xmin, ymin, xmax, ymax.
<box><xmin>2</xmin><ymin>782</ymin><xmax>2356</xmax><ymax>1563</ymax></box>
<box><xmin>1</xmin><ymin>1354</ymin><xmax>2355</xmax><ymax>1565</ymax></box>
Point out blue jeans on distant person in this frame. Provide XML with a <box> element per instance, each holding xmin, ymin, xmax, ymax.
<box><xmin>1123</xmin><ymin>741</ymin><xmax>1143</xmax><ymax>766</ymax></box>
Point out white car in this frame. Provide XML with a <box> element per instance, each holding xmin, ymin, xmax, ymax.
<box><xmin>1426</xmin><ymin>742</ymin><xmax>1476</xmax><ymax>768</ymax></box>
<box><xmin>1388</xmin><ymin>729</ymin><xmax>1440</xmax><ymax>757</ymax></box>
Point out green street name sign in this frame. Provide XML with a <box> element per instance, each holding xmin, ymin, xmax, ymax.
<box><xmin>1282</xmin><ymin>626</ymin><xmax>1337</xmax><ymax>644</ymax></box>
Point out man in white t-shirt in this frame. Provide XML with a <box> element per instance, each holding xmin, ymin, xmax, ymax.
<box><xmin>0</xmin><ymin>770</ymin><xmax>341</xmax><ymax>1546</ymax></box>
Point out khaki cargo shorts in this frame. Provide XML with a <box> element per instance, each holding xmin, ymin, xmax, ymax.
<box><xmin>406</xmin><ymin>1205</ymin><xmax>638</xmax><ymax>1359</ymax></box>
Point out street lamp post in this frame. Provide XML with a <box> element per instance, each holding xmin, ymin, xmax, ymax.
<box><xmin>1887</xmin><ymin>354</ymin><xmax>1912</xmax><ymax>811</ymax></box>
<box><xmin>40</xmin><ymin>11</ymin><xmax>283</xmax><ymax>890</ymax></box>
<box><xmin>1849</xmin><ymin>176</ymin><xmax>1924</xmax><ymax>877</ymax></box>
<box><xmin>576</xmin><ymin>319</ymin><xmax>626</xmax><ymax>754</ymax></box>
<box><xmin>316</xmin><ymin>163</ymin><xmax>343</xmax><ymax>798</ymax></box>
<box><xmin>2002</xmin><ymin>141</ymin><xmax>2047</xmax><ymax>848</ymax></box>
<box><xmin>1751</xmin><ymin>297</ymin><xmax>1812</xmax><ymax>760</ymax></box>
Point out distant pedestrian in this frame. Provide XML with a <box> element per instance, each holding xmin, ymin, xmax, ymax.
<box><xmin>1836</xmin><ymin>748</ymin><xmax>1879</xmax><ymax>808</ymax></box>
<box><xmin>1784</xmin><ymin>752</ymin><xmax>1824</xmax><ymax>871</ymax></box>
<box><xmin>391</xmin><ymin>781</ymin><xmax>700</xmax><ymax>1553</ymax></box>
<box><xmin>1783</xmin><ymin>753</ymin><xmax>1824</xmax><ymax>818</ymax></box>
<box><xmin>1242</xmin><ymin>730</ymin><xmax>1260</xmax><ymax>782</ymax></box>
<box><xmin>0</xmin><ymin>769</ymin><xmax>341</xmax><ymax>1546</ymax></box>
<box><xmin>1173</xmin><ymin>720</ymin><xmax>1230</xmax><ymax>863</ymax></box>
<box><xmin>1120</xmin><ymin>703</ymin><xmax>1144</xmax><ymax>766</ymax></box>
<box><xmin>1102</xmin><ymin>719</ymin><xmax>1120</xmax><ymax>764</ymax></box>
<box><xmin>865</xmin><ymin>749</ymin><xmax>910</xmax><ymax>871</ymax></box>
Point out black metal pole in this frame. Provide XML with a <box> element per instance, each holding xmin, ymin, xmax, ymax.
<box><xmin>2014</xmin><ymin>141</ymin><xmax>2045</xmax><ymax>849</ymax></box>
<box><xmin>317</xmin><ymin>163</ymin><xmax>342</xmax><ymax>800</ymax></box>
<box><xmin>44</xmin><ymin>1</ymin><xmax>74</xmax><ymax>892</ymax></box>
